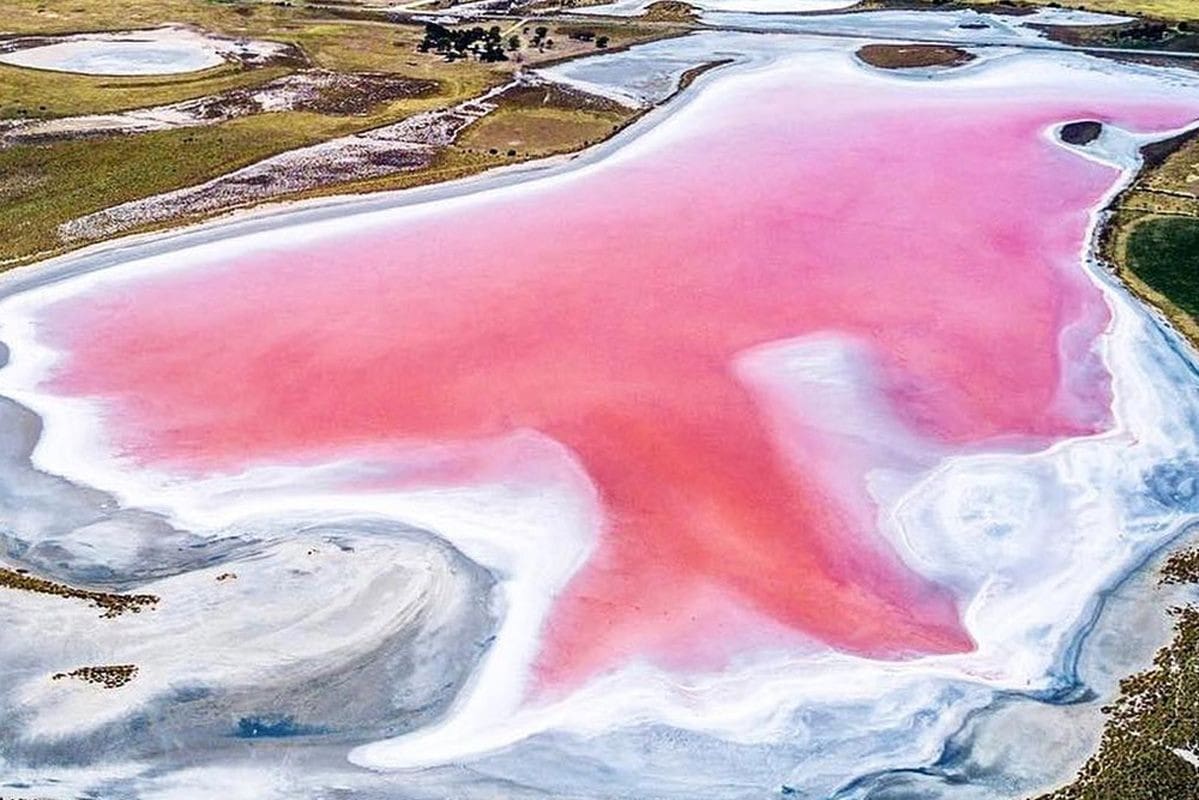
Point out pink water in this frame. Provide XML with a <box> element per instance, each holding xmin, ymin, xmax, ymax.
<box><xmin>37</xmin><ymin>58</ymin><xmax>1199</xmax><ymax>691</ymax></box>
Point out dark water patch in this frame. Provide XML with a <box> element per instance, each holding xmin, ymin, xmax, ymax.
<box><xmin>171</xmin><ymin>685</ymin><xmax>213</xmax><ymax>702</ymax></box>
<box><xmin>235</xmin><ymin>715</ymin><xmax>329</xmax><ymax>738</ymax></box>
<box><xmin>1060</xmin><ymin>121</ymin><xmax>1102</xmax><ymax>147</ymax></box>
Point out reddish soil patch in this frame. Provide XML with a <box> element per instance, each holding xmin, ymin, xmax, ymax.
<box><xmin>856</xmin><ymin>44</ymin><xmax>975</xmax><ymax>69</ymax></box>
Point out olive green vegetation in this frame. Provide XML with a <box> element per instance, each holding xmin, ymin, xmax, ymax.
<box><xmin>1106</xmin><ymin>132</ymin><xmax>1199</xmax><ymax>348</ymax></box>
<box><xmin>458</xmin><ymin>83</ymin><xmax>636</xmax><ymax>158</ymax></box>
<box><xmin>853</xmin><ymin>0</ymin><xmax>1199</xmax><ymax>24</ymax></box>
<box><xmin>972</xmin><ymin>0</ymin><xmax>1199</xmax><ymax>22</ymax></box>
<box><xmin>458</xmin><ymin>105</ymin><xmax>628</xmax><ymax>156</ymax></box>
<box><xmin>4</xmin><ymin>0</ymin><xmax>311</xmax><ymax>36</ymax></box>
<box><xmin>1034</xmin><ymin>549</ymin><xmax>1199</xmax><ymax>800</ymax></box>
<box><xmin>0</xmin><ymin>62</ymin><xmax>292</xmax><ymax>120</ymax></box>
<box><xmin>0</xmin><ymin>0</ymin><xmax>511</xmax><ymax>267</ymax></box>
<box><xmin>2</xmin><ymin>115</ymin><xmax>349</xmax><ymax>264</ymax></box>
<box><xmin>0</xmin><ymin>84</ymin><xmax>508</xmax><ymax>266</ymax></box>
<box><xmin>0</xmin><ymin>0</ymin><xmax>688</xmax><ymax>267</ymax></box>
<box><xmin>0</xmin><ymin>71</ymin><xmax>641</xmax><ymax>267</ymax></box>
<box><xmin>1126</xmin><ymin>217</ymin><xmax>1199</xmax><ymax>318</ymax></box>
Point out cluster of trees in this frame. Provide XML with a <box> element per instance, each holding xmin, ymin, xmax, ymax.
<box><xmin>567</xmin><ymin>29</ymin><xmax>610</xmax><ymax>48</ymax></box>
<box><xmin>418</xmin><ymin>22</ymin><xmax>614</xmax><ymax>61</ymax></box>
<box><xmin>1111</xmin><ymin>21</ymin><xmax>1185</xmax><ymax>43</ymax></box>
<box><xmin>418</xmin><ymin>23</ymin><xmax>509</xmax><ymax>62</ymax></box>
<box><xmin>527</xmin><ymin>24</ymin><xmax>554</xmax><ymax>51</ymax></box>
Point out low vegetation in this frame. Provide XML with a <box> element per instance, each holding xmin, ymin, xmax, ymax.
<box><xmin>458</xmin><ymin>82</ymin><xmax>635</xmax><ymax>158</ymax></box>
<box><xmin>0</xmin><ymin>61</ymin><xmax>293</xmax><ymax>121</ymax></box>
<box><xmin>639</xmin><ymin>1</ymin><xmax>700</xmax><ymax>22</ymax></box>
<box><xmin>1034</xmin><ymin>548</ymin><xmax>1199</xmax><ymax>800</ymax></box>
<box><xmin>0</xmin><ymin>566</ymin><xmax>158</xmax><ymax>618</ymax></box>
<box><xmin>0</xmin><ymin>0</ymin><xmax>690</xmax><ymax>268</ymax></box>
<box><xmin>1104</xmin><ymin>130</ymin><xmax>1199</xmax><ymax>346</ymax></box>
<box><xmin>1031</xmin><ymin>17</ymin><xmax>1199</xmax><ymax>50</ymax></box>
<box><xmin>971</xmin><ymin>0</ymin><xmax>1199</xmax><ymax>22</ymax></box>
<box><xmin>851</xmin><ymin>0</ymin><xmax>1199</xmax><ymax>24</ymax></box>
<box><xmin>1126</xmin><ymin>217</ymin><xmax>1199</xmax><ymax>317</ymax></box>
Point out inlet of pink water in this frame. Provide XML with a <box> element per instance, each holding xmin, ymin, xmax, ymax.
<box><xmin>36</xmin><ymin>58</ymin><xmax>1199</xmax><ymax>692</ymax></box>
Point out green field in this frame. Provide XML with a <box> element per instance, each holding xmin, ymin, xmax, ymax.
<box><xmin>1106</xmin><ymin>131</ymin><xmax>1199</xmax><ymax>348</ymax></box>
<box><xmin>1126</xmin><ymin>217</ymin><xmax>1199</xmax><ymax>318</ymax></box>
<box><xmin>967</xmin><ymin>0</ymin><xmax>1199</xmax><ymax>22</ymax></box>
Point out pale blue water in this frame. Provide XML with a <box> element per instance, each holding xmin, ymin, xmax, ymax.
<box><xmin>0</xmin><ymin>40</ymin><xmax>223</xmax><ymax>76</ymax></box>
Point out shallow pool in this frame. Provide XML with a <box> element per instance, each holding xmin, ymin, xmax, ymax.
<box><xmin>0</xmin><ymin>37</ymin><xmax>225</xmax><ymax>75</ymax></box>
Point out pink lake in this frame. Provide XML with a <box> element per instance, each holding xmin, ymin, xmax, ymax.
<box><xmin>33</xmin><ymin>52</ymin><xmax>1199</xmax><ymax>694</ymax></box>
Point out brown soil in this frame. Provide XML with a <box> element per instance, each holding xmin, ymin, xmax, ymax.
<box><xmin>640</xmin><ymin>1</ymin><xmax>700</xmax><ymax>22</ymax></box>
<box><xmin>496</xmin><ymin>80</ymin><xmax>630</xmax><ymax>113</ymax></box>
<box><xmin>856</xmin><ymin>43</ymin><xmax>975</xmax><ymax>69</ymax></box>
<box><xmin>677</xmin><ymin>58</ymin><xmax>735</xmax><ymax>91</ymax></box>
<box><xmin>296</xmin><ymin>72</ymin><xmax>437</xmax><ymax>115</ymax></box>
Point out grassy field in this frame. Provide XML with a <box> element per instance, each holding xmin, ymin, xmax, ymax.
<box><xmin>856</xmin><ymin>0</ymin><xmax>1199</xmax><ymax>23</ymax></box>
<box><xmin>0</xmin><ymin>62</ymin><xmax>295</xmax><ymax>120</ymax></box>
<box><xmin>0</xmin><ymin>81</ymin><xmax>643</xmax><ymax>266</ymax></box>
<box><xmin>1</xmin><ymin>113</ymin><xmax>370</xmax><ymax>264</ymax></box>
<box><xmin>0</xmin><ymin>0</ymin><xmax>522</xmax><ymax>266</ymax></box>
<box><xmin>0</xmin><ymin>0</ymin><xmax>690</xmax><ymax>267</ymax></box>
<box><xmin>0</xmin><ymin>82</ymin><xmax>509</xmax><ymax>265</ymax></box>
<box><xmin>1126</xmin><ymin>217</ymin><xmax>1199</xmax><ymax>317</ymax></box>
<box><xmin>3</xmin><ymin>0</ymin><xmax>304</xmax><ymax>36</ymax></box>
<box><xmin>459</xmin><ymin>83</ymin><xmax>635</xmax><ymax>158</ymax></box>
<box><xmin>968</xmin><ymin>0</ymin><xmax>1199</xmax><ymax>22</ymax></box>
<box><xmin>459</xmin><ymin>105</ymin><xmax>627</xmax><ymax>156</ymax></box>
<box><xmin>1104</xmin><ymin>132</ymin><xmax>1199</xmax><ymax>347</ymax></box>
